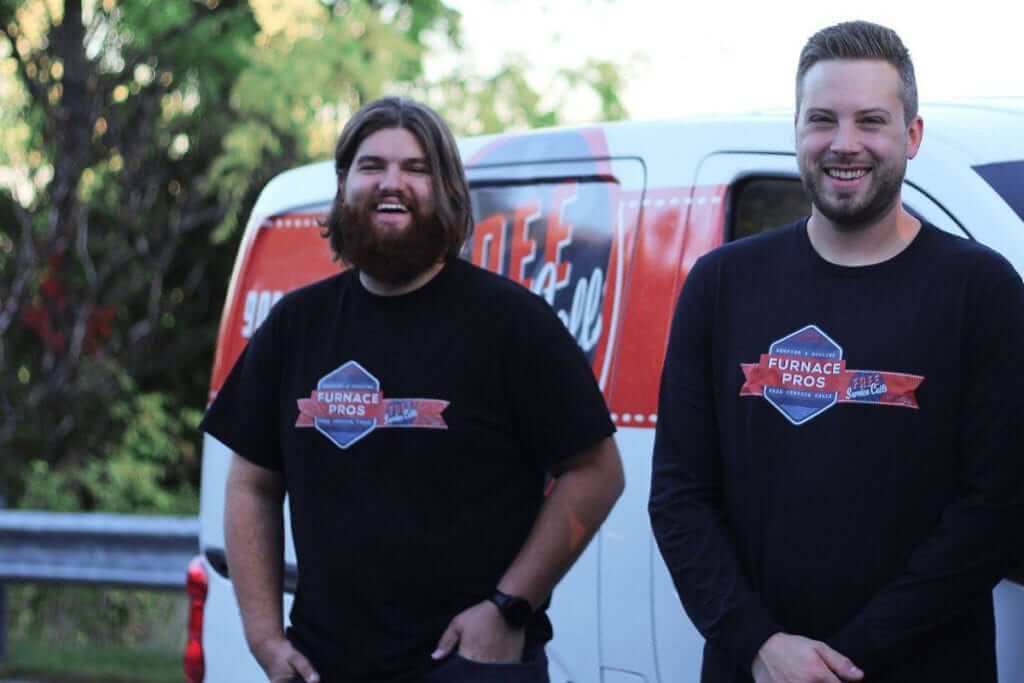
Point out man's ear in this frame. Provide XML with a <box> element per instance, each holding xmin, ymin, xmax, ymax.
<box><xmin>906</xmin><ymin>115</ymin><xmax>924</xmax><ymax>160</ymax></box>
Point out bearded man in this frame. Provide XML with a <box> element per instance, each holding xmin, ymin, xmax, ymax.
<box><xmin>202</xmin><ymin>96</ymin><xmax>624</xmax><ymax>683</ymax></box>
<box><xmin>649</xmin><ymin>20</ymin><xmax>1024</xmax><ymax>683</ymax></box>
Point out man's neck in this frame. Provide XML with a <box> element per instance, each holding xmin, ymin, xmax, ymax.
<box><xmin>806</xmin><ymin>204</ymin><xmax>921</xmax><ymax>267</ymax></box>
<box><xmin>359</xmin><ymin>261</ymin><xmax>446</xmax><ymax>296</ymax></box>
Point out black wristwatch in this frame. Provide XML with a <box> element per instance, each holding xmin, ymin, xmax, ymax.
<box><xmin>488</xmin><ymin>589</ymin><xmax>533</xmax><ymax>629</ymax></box>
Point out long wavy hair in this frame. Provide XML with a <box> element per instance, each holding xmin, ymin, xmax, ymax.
<box><xmin>321</xmin><ymin>97</ymin><xmax>473</xmax><ymax>263</ymax></box>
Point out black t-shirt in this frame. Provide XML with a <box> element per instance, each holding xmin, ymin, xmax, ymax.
<box><xmin>650</xmin><ymin>220</ymin><xmax>1024</xmax><ymax>683</ymax></box>
<box><xmin>202</xmin><ymin>258</ymin><xmax>614</xmax><ymax>682</ymax></box>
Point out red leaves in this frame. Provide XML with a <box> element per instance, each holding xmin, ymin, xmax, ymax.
<box><xmin>20</xmin><ymin>253</ymin><xmax>115</xmax><ymax>354</ymax></box>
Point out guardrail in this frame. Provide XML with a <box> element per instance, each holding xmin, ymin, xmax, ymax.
<box><xmin>0</xmin><ymin>508</ymin><xmax>199</xmax><ymax>660</ymax></box>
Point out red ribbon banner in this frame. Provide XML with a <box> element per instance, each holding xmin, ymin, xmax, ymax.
<box><xmin>295</xmin><ymin>390</ymin><xmax>448</xmax><ymax>428</ymax></box>
<box><xmin>741</xmin><ymin>354</ymin><xmax>924</xmax><ymax>409</ymax></box>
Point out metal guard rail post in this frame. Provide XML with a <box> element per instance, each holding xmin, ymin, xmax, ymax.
<box><xmin>0</xmin><ymin>510</ymin><xmax>199</xmax><ymax>588</ymax></box>
<box><xmin>0</xmin><ymin>509</ymin><xmax>199</xmax><ymax>662</ymax></box>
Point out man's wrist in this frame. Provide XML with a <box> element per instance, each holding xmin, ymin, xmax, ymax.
<box><xmin>752</xmin><ymin>631</ymin><xmax>784</xmax><ymax>673</ymax></box>
<box><xmin>248</xmin><ymin>630</ymin><xmax>289</xmax><ymax>665</ymax></box>
<box><xmin>488</xmin><ymin>589</ymin><xmax>533</xmax><ymax>629</ymax></box>
<box><xmin>724</xmin><ymin>603</ymin><xmax>783</xmax><ymax>676</ymax></box>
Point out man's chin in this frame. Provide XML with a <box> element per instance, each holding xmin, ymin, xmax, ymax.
<box><xmin>818</xmin><ymin>201</ymin><xmax>891</xmax><ymax>232</ymax></box>
<box><xmin>361</xmin><ymin>268</ymin><xmax>421</xmax><ymax>287</ymax></box>
<box><xmin>370</xmin><ymin>215</ymin><xmax>413</xmax><ymax>234</ymax></box>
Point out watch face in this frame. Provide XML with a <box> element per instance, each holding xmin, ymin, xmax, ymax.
<box><xmin>492</xmin><ymin>591</ymin><xmax>532</xmax><ymax>628</ymax></box>
<box><xmin>505</xmin><ymin>598</ymin><xmax>532</xmax><ymax>628</ymax></box>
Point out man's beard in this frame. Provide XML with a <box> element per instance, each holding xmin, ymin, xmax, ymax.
<box><xmin>338</xmin><ymin>192</ymin><xmax>448</xmax><ymax>287</ymax></box>
<box><xmin>799</xmin><ymin>155</ymin><xmax>905</xmax><ymax>232</ymax></box>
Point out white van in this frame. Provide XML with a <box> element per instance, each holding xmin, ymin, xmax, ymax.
<box><xmin>186</xmin><ymin>100</ymin><xmax>1024</xmax><ymax>683</ymax></box>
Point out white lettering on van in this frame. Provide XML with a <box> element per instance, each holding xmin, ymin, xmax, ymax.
<box><xmin>241</xmin><ymin>289</ymin><xmax>284</xmax><ymax>338</ymax></box>
<box><xmin>538</xmin><ymin>267</ymin><xmax>604</xmax><ymax>353</ymax></box>
<box><xmin>573</xmin><ymin>267</ymin><xmax>604</xmax><ymax>352</ymax></box>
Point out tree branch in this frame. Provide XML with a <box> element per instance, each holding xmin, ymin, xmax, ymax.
<box><xmin>172</xmin><ymin>203</ymin><xmax>229</xmax><ymax>236</ymax></box>
<box><xmin>0</xmin><ymin>200</ymin><xmax>38</xmax><ymax>338</ymax></box>
<box><xmin>44</xmin><ymin>0</ymin><xmax>91</xmax><ymax>249</ymax></box>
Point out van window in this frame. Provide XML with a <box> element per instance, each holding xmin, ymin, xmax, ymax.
<box><xmin>974</xmin><ymin>160</ymin><xmax>1024</xmax><ymax>222</ymax></box>
<box><xmin>467</xmin><ymin>177</ymin><xmax>619</xmax><ymax>363</ymax></box>
<box><xmin>728</xmin><ymin>175</ymin><xmax>974</xmax><ymax>241</ymax></box>
<box><xmin>464</xmin><ymin>156</ymin><xmax>644</xmax><ymax>383</ymax></box>
<box><xmin>728</xmin><ymin>176</ymin><xmax>811</xmax><ymax>241</ymax></box>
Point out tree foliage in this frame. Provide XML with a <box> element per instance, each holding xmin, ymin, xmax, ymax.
<box><xmin>1</xmin><ymin>0</ymin><xmax>259</xmax><ymax>509</ymax></box>
<box><xmin>0</xmin><ymin>0</ymin><xmax>627</xmax><ymax>510</ymax></box>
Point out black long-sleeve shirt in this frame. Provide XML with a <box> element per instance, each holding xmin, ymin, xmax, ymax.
<box><xmin>650</xmin><ymin>220</ymin><xmax>1024</xmax><ymax>682</ymax></box>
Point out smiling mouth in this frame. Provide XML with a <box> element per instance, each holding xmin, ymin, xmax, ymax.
<box><xmin>825</xmin><ymin>168</ymin><xmax>870</xmax><ymax>181</ymax></box>
<box><xmin>375</xmin><ymin>202</ymin><xmax>409</xmax><ymax>214</ymax></box>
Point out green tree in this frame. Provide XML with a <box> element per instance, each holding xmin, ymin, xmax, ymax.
<box><xmin>0</xmin><ymin>0</ymin><xmax>626</xmax><ymax>512</ymax></box>
<box><xmin>0</xmin><ymin>0</ymin><xmax>261</xmax><ymax>508</ymax></box>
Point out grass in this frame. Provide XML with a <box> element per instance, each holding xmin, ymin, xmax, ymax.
<box><xmin>0</xmin><ymin>637</ymin><xmax>183</xmax><ymax>683</ymax></box>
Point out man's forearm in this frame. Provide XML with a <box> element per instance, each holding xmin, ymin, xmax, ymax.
<box><xmin>649</xmin><ymin>264</ymin><xmax>783</xmax><ymax>667</ymax></box>
<box><xmin>225</xmin><ymin>461</ymin><xmax>287</xmax><ymax>657</ymax></box>
<box><xmin>497</xmin><ymin>436</ymin><xmax>624</xmax><ymax>607</ymax></box>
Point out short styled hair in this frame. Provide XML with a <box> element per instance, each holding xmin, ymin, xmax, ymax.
<box><xmin>796</xmin><ymin>21</ymin><xmax>918</xmax><ymax>124</ymax></box>
<box><xmin>322</xmin><ymin>96</ymin><xmax>473</xmax><ymax>261</ymax></box>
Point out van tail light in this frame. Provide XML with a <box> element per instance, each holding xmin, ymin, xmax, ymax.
<box><xmin>184</xmin><ymin>555</ymin><xmax>208</xmax><ymax>683</ymax></box>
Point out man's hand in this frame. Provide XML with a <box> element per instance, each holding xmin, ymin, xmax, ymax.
<box><xmin>252</xmin><ymin>635</ymin><xmax>320</xmax><ymax>683</ymax></box>
<box><xmin>431</xmin><ymin>600</ymin><xmax>526</xmax><ymax>664</ymax></box>
<box><xmin>752</xmin><ymin>633</ymin><xmax>864</xmax><ymax>683</ymax></box>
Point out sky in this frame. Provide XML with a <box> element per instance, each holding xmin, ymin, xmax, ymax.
<box><xmin>442</xmin><ymin>0</ymin><xmax>1024</xmax><ymax>123</ymax></box>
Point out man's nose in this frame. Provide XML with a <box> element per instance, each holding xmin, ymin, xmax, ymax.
<box><xmin>830</xmin><ymin>121</ymin><xmax>862</xmax><ymax>154</ymax></box>
<box><xmin>379</xmin><ymin>163</ymin><xmax>402</xmax><ymax>190</ymax></box>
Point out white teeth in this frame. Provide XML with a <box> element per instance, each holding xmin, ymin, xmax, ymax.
<box><xmin>376</xmin><ymin>202</ymin><xmax>408</xmax><ymax>212</ymax></box>
<box><xmin>826</xmin><ymin>168</ymin><xmax>868</xmax><ymax>180</ymax></box>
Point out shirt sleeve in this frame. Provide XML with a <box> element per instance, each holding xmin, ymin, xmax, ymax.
<box><xmin>827</xmin><ymin>259</ymin><xmax>1024</xmax><ymax>674</ymax></box>
<box><xmin>199</xmin><ymin>302</ymin><xmax>285</xmax><ymax>471</ymax></box>
<box><xmin>501</xmin><ymin>287</ymin><xmax>615</xmax><ymax>473</ymax></box>
<box><xmin>649</xmin><ymin>255</ymin><xmax>782</xmax><ymax>671</ymax></box>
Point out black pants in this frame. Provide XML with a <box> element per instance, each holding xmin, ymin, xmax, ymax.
<box><xmin>287</xmin><ymin>644</ymin><xmax>549</xmax><ymax>683</ymax></box>
<box><xmin>421</xmin><ymin>643</ymin><xmax>549</xmax><ymax>683</ymax></box>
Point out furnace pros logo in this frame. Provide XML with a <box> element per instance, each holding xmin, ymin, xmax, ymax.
<box><xmin>294</xmin><ymin>361</ymin><xmax>449</xmax><ymax>449</ymax></box>
<box><xmin>740</xmin><ymin>325</ymin><xmax>925</xmax><ymax>425</ymax></box>
<box><xmin>752</xmin><ymin>325</ymin><xmax>845</xmax><ymax>424</ymax></box>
